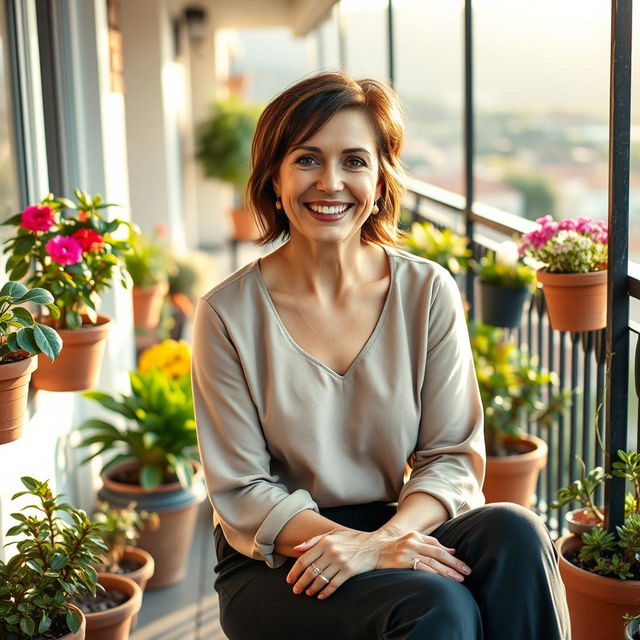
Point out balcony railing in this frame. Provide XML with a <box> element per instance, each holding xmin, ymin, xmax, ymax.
<box><xmin>403</xmin><ymin>176</ymin><xmax>640</xmax><ymax>538</ymax></box>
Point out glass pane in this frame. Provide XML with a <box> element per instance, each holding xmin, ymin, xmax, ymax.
<box><xmin>475</xmin><ymin>0</ymin><xmax>611</xmax><ymax>226</ymax></box>
<box><xmin>341</xmin><ymin>0</ymin><xmax>388</xmax><ymax>82</ymax></box>
<box><xmin>0</xmin><ymin>0</ymin><xmax>20</xmax><ymax>234</ymax></box>
<box><xmin>394</xmin><ymin>0</ymin><xmax>464</xmax><ymax>193</ymax></box>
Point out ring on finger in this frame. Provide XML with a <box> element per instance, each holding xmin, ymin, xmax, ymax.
<box><xmin>411</xmin><ymin>556</ymin><xmax>421</xmax><ymax>571</ymax></box>
<box><xmin>318</xmin><ymin>574</ymin><xmax>330</xmax><ymax>584</ymax></box>
<box><xmin>311</xmin><ymin>563</ymin><xmax>323</xmax><ymax>576</ymax></box>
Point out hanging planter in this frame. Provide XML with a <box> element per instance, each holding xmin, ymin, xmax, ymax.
<box><xmin>557</xmin><ymin>534</ymin><xmax>640</xmax><ymax>640</ymax></box>
<box><xmin>479</xmin><ymin>282</ymin><xmax>531</xmax><ymax>329</ymax></box>
<box><xmin>32</xmin><ymin>315</ymin><xmax>112</xmax><ymax>392</ymax></box>
<box><xmin>536</xmin><ymin>269</ymin><xmax>607</xmax><ymax>332</ymax></box>
<box><xmin>483</xmin><ymin>433</ymin><xmax>548</xmax><ymax>508</ymax></box>
<box><xmin>0</xmin><ymin>355</ymin><xmax>38</xmax><ymax>444</ymax></box>
<box><xmin>132</xmin><ymin>281</ymin><xmax>168</xmax><ymax>329</ymax></box>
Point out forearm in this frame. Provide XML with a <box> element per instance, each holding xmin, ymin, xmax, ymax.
<box><xmin>378</xmin><ymin>491</ymin><xmax>449</xmax><ymax>537</ymax></box>
<box><xmin>274</xmin><ymin>509</ymin><xmax>355</xmax><ymax>557</ymax></box>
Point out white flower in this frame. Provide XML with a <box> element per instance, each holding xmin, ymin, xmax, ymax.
<box><xmin>495</xmin><ymin>240</ymin><xmax>519</xmax><ymax>267</ymax></box>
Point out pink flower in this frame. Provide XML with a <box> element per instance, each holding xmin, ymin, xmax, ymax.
<box><xmin>72</xmin><ymin>228</ymin><xmax>103</xmax><ymax>252</ymax></box>
<box><xmin>46</xmin><ymin>235</ymin><xmax>83</xmax><ymax>266</ymax></box>
<box><xmin>20</xmin><ymin>204</ymin><xmax>57</xmax><ymax>231</ymax></box>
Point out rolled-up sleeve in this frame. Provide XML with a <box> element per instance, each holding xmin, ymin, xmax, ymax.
<box><xmin>398</xmin><ymin>270</ymin><xmax>486</xmax><ymax>517</ymax></box>
<box><xmin>191</xmin><ymin>297</ymin><xmax>319</xmax><ymax>568</ymax></box>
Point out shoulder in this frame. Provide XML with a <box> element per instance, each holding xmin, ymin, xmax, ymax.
<box><xmin>199</xmin><ymin>259</ymin><xmax>261</xmax><ymax>314</ymax></box>
<box><xmin>385</xmin><ymin>245</ymin><xmax>456</xmax><ymax>299</ymax></box>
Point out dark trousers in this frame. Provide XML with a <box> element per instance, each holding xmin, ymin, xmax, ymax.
<box><xmin>213</xmin><ymin>503</ymin><xmax>571</xmax><ymax>640</ymax></box>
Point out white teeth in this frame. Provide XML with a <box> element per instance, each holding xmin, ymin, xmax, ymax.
<box><xmin>308</xmin><ymin>203</ymin><xmax>349</xmax><ymax>215</ymax></box>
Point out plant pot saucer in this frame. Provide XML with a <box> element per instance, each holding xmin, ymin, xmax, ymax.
<box><xmin>565</xmin><ymin>507</ymin><xmax>605</xmax><ymax>535</ymax></box>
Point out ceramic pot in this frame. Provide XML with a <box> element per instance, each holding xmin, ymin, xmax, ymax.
<box><xmin>565</xmin><ymin>507</ymin><xmax>605</xmax><ymax>536</ymax></box>
<box><xmin>231</xmin><ymin>206</ymin><xmax>260</xmax><ymax>242</ymax></box>
<box><xmin>558</xmin><ymin>534</ymin><xmax>640</xmax><ymax>640</ymax></box>
<box><xmin>536</xmin><ymin>269</ymin><xmax>607</xmax><ymax>332</ymax></box>
<box><xmin>98</xmin><ymin>460</ymin><xmax>207</xmax><ymax>589</ymax></box>
<box><xmin>483</xmin><ymin>433</ymin><xmax>548</xmax><ymax>508</ymax></box>
<box><xmin>83</xmin><ymin>573</ymin><xmax>142</xmax><ymax>640</ymax></box>
<box><xmin>0</xmin><ymin>355</ymin><xmax>38</xmax><ymax>444</ymax></box>
<box><xmin>56</xmin><ymin>604</ymin><xmax>86</xmax><ymax>639</ymax></box>
<box><xmin>31</xmin><ymin>316</ymin><xmax>112</xmax><ymax>392</ymax></box>
<box><xmin>132</xmin><ymin>282</ymin><xmax>168</xmax><ymax>329</ymax></box>
<box><xmin>120</xmin><ymin>546</ymin><xmax>155</xmax><ymax>593</ymax></box>
<box><xmin>478</xmin><ymin>282</ymin><xmax>531</xmax><ymax>329</ymax></box>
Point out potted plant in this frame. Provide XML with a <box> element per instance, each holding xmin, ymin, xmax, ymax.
<box><xmin>470</xmin><ymin>322</ymin><xmax>568</xmax><ymax>507</ymax></box>
<box><xmin>403</xmin><ymin>221</ymin><xmax>472</xmax><ymax>276</ymax></box>
<box><xmin>555</xmin><ymin>449</ymin><xmax>640</xmax><ymax>640</ymax></box>
<box><xmin>125</xmin><ymin>225</ymin><xmax>171</xmax><ymax>331</ymax></box>
<box><xmin>196</xmin><ymin>99</ymin><xmax>262</xmax><ymax>241</ymax></box>
<box><xmin>519</xmin><ymin>215</ymin><xmax>608</xmax><ymax>332</ymax></box>
<box><xmin>1</xmin><ymin>190</ymin><xmax>132</xmax><ymax>391</ymax></box>
<box><xmin>0</xmin><ymin>281</ymin><xmax>63</xmax><ymax>443</ymax></box>
<box><xmin>0</xmin><ymin>476</ymin><xmax>106</xmax><ymax>639</ymax></box>
<box><xmin>474</xmin><ymin>240</ymin><xmax>536</xmax><ymax>328</ymax></box>
<box><xmin>77</xmin><ymin>340</ymin><xmax>205</xmax><ymax>588</ymax></box>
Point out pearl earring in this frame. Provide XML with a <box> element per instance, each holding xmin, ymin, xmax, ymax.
<box><xmin>372</xmin><ymin>202</ymin><xmax>380</xmax><ymax>215</ymax></box>
<box><xmin>275</xmin><ymin>195</ymin><xmax>282</xmax><ymax>210</ymax></box>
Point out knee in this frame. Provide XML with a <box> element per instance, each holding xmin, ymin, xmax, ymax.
<box><xmin>475</xmin><ymin>503</ymin><xmax>552</xmax><ymax>554</ymax></box>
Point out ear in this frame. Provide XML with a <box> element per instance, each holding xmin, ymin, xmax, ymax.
<box><xmin>375</xmin><ymin>176</ymin><xmax>383</xmax><ymax>201</ymax></box>
<box><xmin>272</xmin><ymin>176</ymin><xmax>280</xmax><ymax>195</ymax></box>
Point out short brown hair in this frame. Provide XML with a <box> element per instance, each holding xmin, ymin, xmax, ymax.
<box><xmin>247</xmin><ymin>71</ymin><xmax>406</xmax><ymax>246</ymax></box>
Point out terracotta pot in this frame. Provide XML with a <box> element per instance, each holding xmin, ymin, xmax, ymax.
<box><xmin>558</xmin><ymin>534</ymin><xmax>640</xmax><ymax>640</ymax></box>
<box><xmin>478</xmin><ymin>282</ymin><xmax>531</xmax><ymax>329</ymax></box>
<box><xmin>57</xmin><ymin>604</ymin><xmax>86</xmax><ymax>639</ymax></box>
<box><xmin>31</xmin><ymin>316</ymin><xmax>112</xmax><ymax>392</ymax></box>
<box><xmin>536</xmin><ymin>269</ymin><xmax>607</xmax><ymax>332</ymax></box>
<box><xmin>565</xmin><ymin>507</ymin><xmax>605</xmax><ymax>536</ymax></box>
<box><xmin>120</xmin><ymin>546</ymin><xmax>155</xmax><ymax>593</ymax></box>
<box><xmin>483</xmin><ymin>433</ymin><xmax>548</xmax><ymax>507</ymax></box>
<box><xmin>0</xmin><ymin>355</ymin><xmax>38</xmax><ymax>444</ymax></box>
<box><xmin>132</xmin><ymin>281</ymin><xmax>168</xmax><ymax>329</ymax></box>
<box><xmin>83</xmin><ymin>573</ymin><xmax>142</xmax><ymax>640</ymax></box>
<box><xmin>231</xmin><ymin>206</ymin><xmax>260</xmax><ymax>242</ymax></box>
<box><xmin>98</xmin><ymin>460</ymin><xmax>207</xmax><ymax>589</ymax></box>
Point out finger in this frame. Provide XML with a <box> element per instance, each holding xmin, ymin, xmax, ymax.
<box><xmin>316</xmin><ymin>565</ymin><xmax>355</xmax><ymax>600</ymax></box>
<box><xmin>292</xmin><ymin>530</ymin><xmax>333</xmax><ymax>551</ymax></box>
<box><xmin>416</xmin><ymin>542</ymin><xmax>471</xmax><ymax>577</ymax></box>
<box><xmin>286</xmin><ymin>548</ymin><xmax>324</xmax><ymax>585</ymax></box>
<box><xmin>416</xmin><ymin>556</ymin><xmax>466</xmax><ymax>582</ymax></box>
<box><xmin>304</xmin><ymin>567</ymin><xmax>335</xmax><ymax>597</ymax></box>
<box><xmin>293</xmin><ymin>561</ymin><xmax>329</xmax><ymax>594</ymax></box>
<box><xmin>422</xmin><ymin>535</ymin><xmax>456</xmax><ymax>553</ymax></box>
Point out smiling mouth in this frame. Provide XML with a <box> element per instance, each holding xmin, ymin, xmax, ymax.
<box><xmin>305</xmin><ymin>203</ymin><xmax>352</xmax><ymax>215</ymax></box>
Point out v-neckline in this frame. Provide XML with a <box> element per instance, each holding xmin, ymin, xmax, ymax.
<box><xmin>255</xmin><ymin>245</ymin><xmax>396</xmax><ymax>381</ymax></box>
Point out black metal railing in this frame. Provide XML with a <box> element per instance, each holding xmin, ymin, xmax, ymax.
<box><xmin>403</xmin><ymin>178</ymin><xmax>640</xmax><ymax>538</ymax></box>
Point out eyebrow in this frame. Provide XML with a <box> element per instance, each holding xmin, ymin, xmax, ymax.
<box><xmin>290</xmin><ymin>145</ymin><xmax>372</xmax><ymax>157</ymax></box>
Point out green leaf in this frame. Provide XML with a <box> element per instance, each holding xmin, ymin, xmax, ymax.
<box><xmin>11</xmin><ymin>307</ymin><xmax>34</xmax><ymax>325</ymax></box>
<box><xmin>16</xmin><ymin>288</ymin><xmax>54</xmax><ymax>305</ymax></box>
<box><xmin>1</xmin><ymin>281</ymin><xmax>28</xmax><ymax>298</ymax></box>
<box><xmin>50</xmin><ymin>552</ymin><xmax>68</xmax><ymax>571</ymax></box>
<box><xmin>38</xmin><ymin>613</ymin><xmax>51</xmax><ymax>634</ymax></box>
<box><xmin>19</xmin><ymin>616</ymin><xmax>35</xmax><ymax>636</ymax></box>
<box><xmin>33</xmin><ymin>324</ymin><xmax>63</xmax><ymax>361</ymax></box>
<box><xmin>66</xmin><ymin>310</ymin><xmax>82</xmax><ymax>329</ymax></box>
<box><xmin>12</xmin><ymin>234</ymin><xmax>36</xmax><ymax>256</ymax></box>
<box><xmin>1</xmin><ymin>212</ymin><xmax>23</xmax><ymax>225</ymax></box>
<box><xmin>66</xmin><ymin>607</ymin><xmax>81</xmax><ymax>633</ymax></box>
<box><xmin>81</xmin><ymin>392</ymin><xmax>137</xmax><ymax>419</ymax></box>
<box><xmin>140</xmin><ymin>464</ymin><xmax>163</xmax><ymax>489</ymax></box>
<box><xmin>20</xmin><ymin>476</ymin><xmax>38</xmax><ymax>491</ymax></box>
<box><xmin>8</xmin><ymin>259</ymin><xmax>30</xmax><ymax>281</ymax></box>
<box><xmin>16</xmin><ymin>327</ymin><xmax>39</xmax><ymax>354</ymax></box>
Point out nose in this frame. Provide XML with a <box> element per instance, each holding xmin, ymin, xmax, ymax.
<box><xmin>316</xmin><ymin>162</ymin><xmax>343</xmax><ymax>193</ymax></box>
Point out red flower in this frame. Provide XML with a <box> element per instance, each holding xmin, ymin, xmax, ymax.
<box><xmin>72</xmin><ymin>228</ymin><xmax>103</xmax><ymax>252</ymax></box>
<box><xmin>77</xmin><ymin>210</ymin><xmax>91</xmax><ymax>222</ymax></box>
<box><xmin>20</xmin><ymin>204</ymin><xmax>57</xmax><ymax>231</ymax></box>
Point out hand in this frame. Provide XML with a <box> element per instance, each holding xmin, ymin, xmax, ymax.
<box><xmin>285</xmin><ymin>529</ymin><xmax>471</xmax><ymax>600</ymax></box>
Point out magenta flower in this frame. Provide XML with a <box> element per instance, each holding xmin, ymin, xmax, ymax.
<box><xmin>46</xmin><ymin>235</ymin><xmax>83</xmax><ymax>266</ymax></box>
<box><xmin>20</xmin><ymin>204</ymin><xmax>57</xmax><ymax>232</ymax></box>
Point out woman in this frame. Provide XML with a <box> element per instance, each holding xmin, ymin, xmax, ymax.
<box><xmin>192</xmin><ymin>72</ymin><xmax>569</xmax><ymax>640</ymax></box>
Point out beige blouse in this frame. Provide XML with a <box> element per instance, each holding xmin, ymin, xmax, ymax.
<box><xmin>192</xmin><ymin>245</ymin><xmax>486</xmax><ymax>568</ymax></box>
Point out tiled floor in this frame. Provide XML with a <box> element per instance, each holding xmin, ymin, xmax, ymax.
<box><xmin>131</xmin><ymin>502</ymin><xmax>227</xmax><ymax>640</ymax></box>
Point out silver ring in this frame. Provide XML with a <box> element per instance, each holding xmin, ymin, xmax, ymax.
<box><xmin>311</xmin><ymin>563</ymin><xmax>322</xmax><ymax>576</ymax></box>
<box><xmin>411</xmin><ymin>557</ymin><xmax>421</xmax><ymax>571</ymax></box>
<box><xmin>319</xmin><ymin>574</ymin><xmax>330</xmax><ymax>584</ymax></box>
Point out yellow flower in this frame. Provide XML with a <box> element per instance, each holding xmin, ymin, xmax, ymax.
<box><xmin>138</xmin><ymin>339</ymin><xmax>191</xmax><ymax>380</ymax></box>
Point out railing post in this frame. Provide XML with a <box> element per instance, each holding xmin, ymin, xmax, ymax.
<box><xmin>464</xmin><ymin>0</ymin><xmax>475</xmax><ymax>315</ymax></box>
<box><xmin>605</xmin><ymin>0</ymin><xmax>632</xmax><ymax>533</ymax></box>
<box><xmin>387</xmin><ymin>0</ymin><xmax>395</xmax><ymax>87</ymax></box>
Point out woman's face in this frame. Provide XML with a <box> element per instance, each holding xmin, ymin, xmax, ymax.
<box><xmin>273</xmin><ymin>109</ymin><xmax>382</xmax><ymax>246</ymax></box>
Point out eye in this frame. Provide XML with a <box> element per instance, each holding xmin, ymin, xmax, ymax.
<box><xmin>345</xmin><ymin>156</ymin><xmax>367</xmax><ymax>168</ymax></box>
<box><xmin>294</xmin><ymin>155</ymin><xmax>319</xmax><ymax>168</ymax></box>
